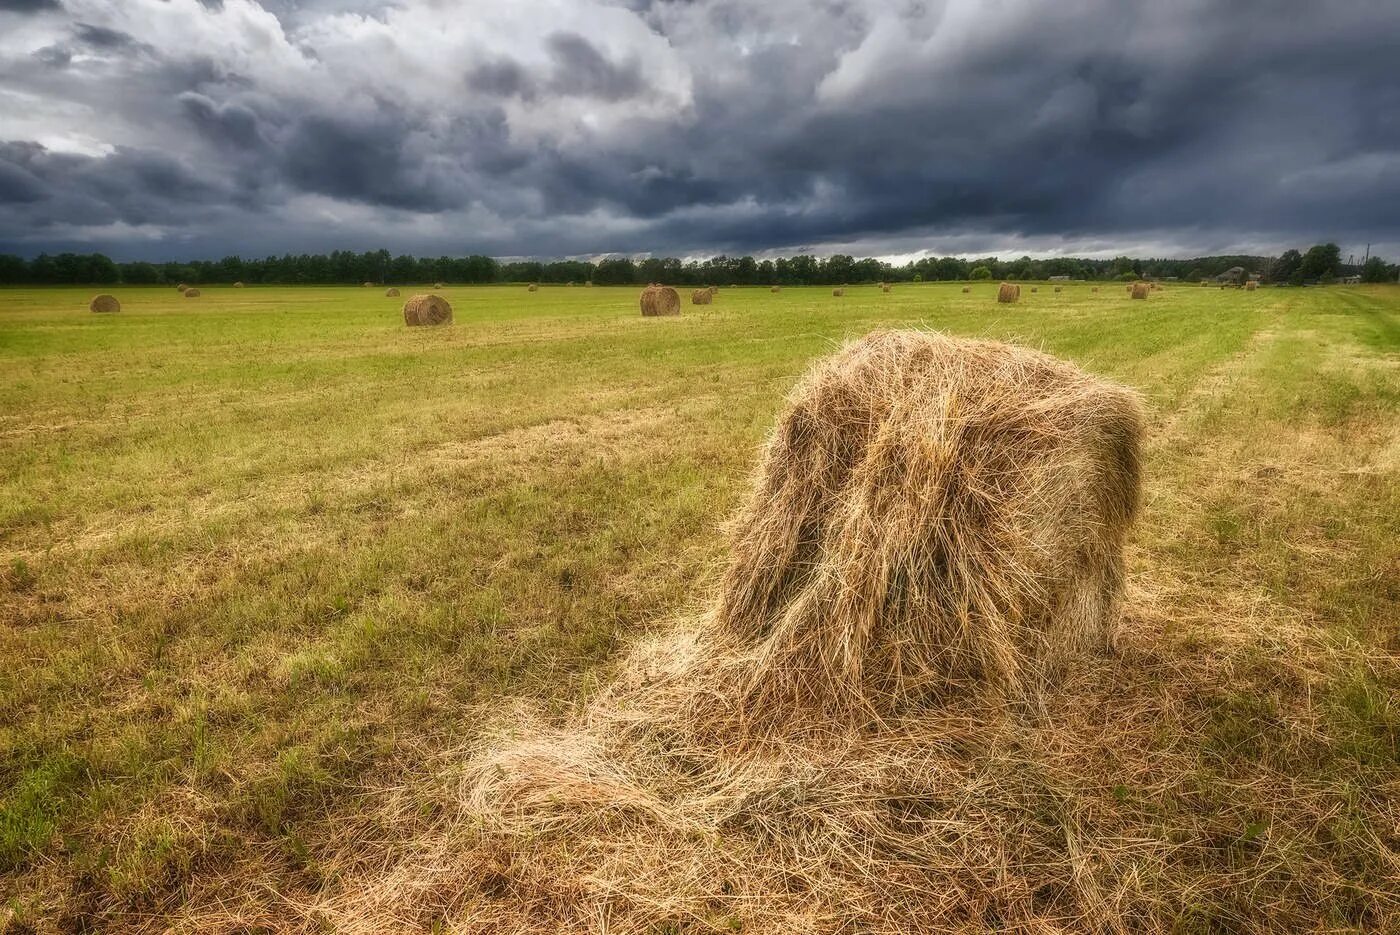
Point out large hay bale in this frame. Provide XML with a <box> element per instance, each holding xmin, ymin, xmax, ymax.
<box><xmin>176</xmin><ymin>283</ymin><xmax>188</xmax><ymax>293</ymax></box>
<box><xmin>363</xmin><ymin>281</ymin><xmax>374</xmax><ymax>288</ymax></box>
<box><xmin>89</xmin><ymin>294</ymin><xmax>120</xmax><ymax>314</ymax></box>
<box><xmin>402</xmin><ymin>293</ymin><xmax>452</xmax><ymax>326</ymax></box>
<box><xmin>692</xmin><ymin>288</ymin><xmax>713</xmax><ymax>305</ymax></box>
<box><xmin>527</xmin><ymin>284</ymin><xmax>539</xmax><ymax>292</ymax></box>
<box><xmin>881</xmin><ymin>284</ymin><xmax>892</xmax><ymax>293</ymax></box>
<box><xmin>184</xmin><ymin>288</ymin><xmax>201</xmax><ymax>298</ymax></box>
<box><xmin>997</xmin><ymin>282</ymin><xmax>1020</xmax><ymax>303</ymax></box>
<box><xmin>640</xmin><ymin>285</ymin><xmax>680</xmax><ymax>317</ymax></box>
<box><xmin>1054</xmin><ymin>286</ymin><xmax>1063</xmax><ymax>293</ymax></box>
<box><xmin>434</xmin><ymin>282</ymin><xmax>445</xmax><ymax>289</ymax></box>
<box><xmin>233</xmin><ymin>281</ymin><xmax>244</xmax><ymax>288</ymax></box>
<box><xmin>962</xmin><ymin>286</ymin><xmax>971</xmax><ymax>293</ymax></box>
<box><xmin>1245</xmin><ymin>281</ymin><xmax>1258</xmax><ymax>291</ymax></box>
<box><xmin>1131</xmin><ymin>282</ymin><xmax>1150</xmax><ymax>299</ymax></box>
<box><xmin>770</xmin><ymin>286</ymin><xmax>781</xmax><ymax>293</ymax></box>
<box><xmin>385</xmin><ymin>287</ymin><xmax>400</xmax><ymax>297</ymax></box>
<box><xmin>832</xmin><ymin>288</ymin><xmax>845</xmax><ymax>297</ymax></box>
<box><xmin>1031</xmin><ymin>286</ymin><xmax>1039</xmax><ymax>293</ymax></box>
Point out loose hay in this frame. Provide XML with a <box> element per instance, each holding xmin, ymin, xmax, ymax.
<box><xmin>402</xmin><ymin>293</ymin><xmax>452</xmax><ymax>326</ymax></box>
<box><xmin>640</xmin><ymin>285</ymin><xmax>680</xmax><ymax>317</ymax></box>
<box><xmin>88</xmin><ymin>294</ymin><xmax>120</xmax><ymax>314</ymax></box>
<box><xmin>691</xmin><ymin>289</ymin><xmax>713</xmax><ymax>305</ymax></box>
<box><xmin>1131</xmin><ymin>282</ymin><xmax>1150</xmax><ymax>300</ymax></box>
<box><xmin>997</xmin><ymin>282</ymin><xmax>1020</xmax><ymax>303</ymax></box>
<box><xmin>183</xmin><ymin>288</ymin><xmax>201</xmax><ymax>298</ymax></box>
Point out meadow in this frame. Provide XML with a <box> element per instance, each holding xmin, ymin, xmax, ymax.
<box><xmin>1</xmin><ymin>282</ymin><xmax>1396</xmax><ymax>931</ymax></box>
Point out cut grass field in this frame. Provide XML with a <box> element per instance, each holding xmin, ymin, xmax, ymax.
<box><xmin>1</xmin><ymin>282</ymin><xmax>1397</xmax><ymax>931</ymax></box>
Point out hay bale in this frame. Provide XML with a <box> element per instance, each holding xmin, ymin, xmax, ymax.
<box><xmin>692</xmin><ymin>288</ymin><xmax>713</xmax><ymax>305</ymax></box>
<box><xmin>1150</xmin><ymin>283</ymin><xmax>1161</xmax><ymax>291</ymax></box>
<box><xmin>362</xmin><ymin>281</ymin><xmax>374</xmax><ymax>288</ymax></box>
<box><xmin>528</xmin><ymin>284</ymin><xmax>539</xmax><ymax>292</ymax></box>
<box><xmin>770</xmin><ymin>286</ymin><xmax>781</xmax><ymax>293</ymax></box>
<box><xmin>184</xmin><ymin>288</ymin><xmax>201</xmax><ymax>298</ymax></box>
<box><xmin>962</xmin><ymin>286</ymin><xmax>971</xmax><ymax>293</ymax></box>
<box><xmin>1031</xmin><ymin>286</ymin><xmax>1039</xmax><ymax>293</ymax></box>
<box><xmin>832</xmin><ymin>288</ymin><xmax>845</xmax><ymax>297</ymax></box>
<box><xmin>385</xmin><ymin>287</ymin><xmax>400</xmax><ymax>297</ymax></box>
<box><xmin>176</xmin><ymin>283</ymin><xmax>188</xmax><ymax>293</ymax></box>
<box><xmin>89</xmin><ymin>294</ymin><xmax>120</xmax><ymax>314</ymax></box>
<box><xmin>1245</xmin><ymin>281</ymin><xmax>1258</xmax><ymax>291</ymax></box>
<box><xmin>640</xmin><ymin>285</ymin><xmax>680</xmax><ymax>317</ymax></box>
<box><xmin>402</xmin><ymin>293</ymin><xmax>452</xmax><ymax>326</ymax></box>
<box><xmin>881</xmin><ymin>284</ymin><xmax>892</xmax><ymax>293</ymax></box>
<box><xmin>1092</xmin><ymin>286</ymin><xmax>1100</xmax><ymax>293</ymax></box>
<box><xmin>711</xmin><ymin>329</ymin><xmax>1143</xmax><ymax>715</ymax></box>
<box><xmin>1131</xmin><ymin>282</ymin><xmax>1150</xmax><ymax>299</ymax></box>
<box><xmin>1054</xmin><ymin>286</ymin><xmax>1063</xmax><ymax>293</ymax></box>
<box><xmin>233</xmin><ymin>281</ymin><xmax>245</xmax><ymax>288</ymax></box>
<box><xmin>997</xmin><ymin>282</ymin><xmax>1020</xmax><ymax>303</ymax></box>
<box><xmin>434</xmin><ymin>282</ymin><xmax>444</xmax><ymax>289</ymax></box>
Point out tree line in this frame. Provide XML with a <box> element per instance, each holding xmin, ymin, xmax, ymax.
<box><xmin>0</xmin><ymin>244</ymin><xmax>1393</xmax><ymax>286</ymax></box>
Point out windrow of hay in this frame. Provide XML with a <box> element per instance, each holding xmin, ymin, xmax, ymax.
<box><xmin>311</xmin><ymin>331</ymin><xmax>1151</xmax><ymax>934</ymax></box>
<box><xmin>997</xmin><ymin>282</ymin><xmax>1020</xmax><ymax>303</ymax></box>
<box><xmin>640</xmin><ymin>285</ymin><xmax>680</xmax><ymax>317</ymax></box>
<box><xmin>88</xmin><ymin>294</ymin><xmax>120</xmax><ymax>314</ymax></box>
<box><xmin>183</xmin><ymin>288</ymin><xmax>201</xmax><ymax>298</ymax></box>
<box><xmin>402</xmin><ymin>294</ymin><xmax>452</xmax><ymax>326</ymax></box>
<box><xmin>691</xmin><ymin>289</ymin><xmax>713</xmax><ymax>305</ymax></box>
<box><xmin>385</xmin><ymin>288</ymin><xmax>401</xmax><ymax>297</ymax></box>
<box><xmin>832</xmin><ymin>288</ymin><xmax>845</xmax><ymax>296</ymax></box>
<box><xmin>1131</xmin><ymin>282</ymin><xmax>1151</xmax><ymax>299</ymax></box>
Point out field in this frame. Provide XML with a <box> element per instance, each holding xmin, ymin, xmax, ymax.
<box><xmin>1</xmin><ymin>283</ymin><xmax>1397</xmax><ymax>931</ymax></box>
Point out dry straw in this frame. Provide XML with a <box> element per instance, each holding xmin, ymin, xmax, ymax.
<box><xmin>1131</xmin><ymin>282</ymin><xmax>1150</xmax><ymax>299</ymax></box>
<box><xmin>691</xmin><ymin>289</ymin><xmax>713</xmax><ymax>305</ymax></box>
<box><xmin>88</xmin><ymin>294</ymin><xmax>120</xmax><ymax>314</ymax></box>
<box><xmin>385</xmin><ymin>288</ymin><xmax>400</xmax><ymax>297</ymax></box>
<box><xmin>402</xmin><ymin>293</ymin><xmax>452</xmax><ymax>326</ymax></box>
<box><xmin>997</xmin><ymin>282</ymin><xmax>1020</xmax><ymax>303</ymax></box>
<box><xmin>640</xmin><ymin>285</ymin><xmax>680</xmax><ymax>317</ymax></box>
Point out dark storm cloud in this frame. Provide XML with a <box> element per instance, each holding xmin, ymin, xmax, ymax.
<box><xmin>0</xmin><ymin>0</ymin><xmax>61</xmax><ymax>12</ymax></box>
<box><xmin>2</xmin><ymin>0</ymin><xmax>1400</xmax><ymax>260</ymax></box>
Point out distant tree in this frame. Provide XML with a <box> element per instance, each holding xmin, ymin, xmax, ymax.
<box><xmin>121</xmin><ymin>262</ymin><xmax>161</xmax><ymax>284</ymax></box>
<box><xmin>593</xmin><ymin>257</ymin><xmax>638</xmax><ymax>285</ymax></box>
<box><xmin>1360</xmin><ymin>256</ymin><xmax>1392</xmax><ymax>283</ymax></box>
<box><xmin>0</xmin><ymin>254</ymin><xmax>27</xmax><ymax>284</ymax></box>
<box><xmin>1117</xmin><ymin>271</ymin><xmax>1139</xmax><ymax>281</ymax></box>
<box><xmin>970</xmin><ymin>266</ymin><xmax>992</xmax><ymax>280</ymax></box>
<box><xmin>1270</xmin><ymin>250</ymin><xmax>1302</xmax><ymax>284</ymax></box>
<box><xmin>1298</xmin><ymin>243</ymin><xmax>1341</xmax><ymax>282</ymax></box>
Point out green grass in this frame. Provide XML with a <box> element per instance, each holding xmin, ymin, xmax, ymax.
<box><xmin>1</xmin><ymin>282</ymin><xmax>1397</xmax><ymax>928</ymax></box>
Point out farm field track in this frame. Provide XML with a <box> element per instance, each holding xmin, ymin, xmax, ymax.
<box><xmin>1</xmin><ymin>283</ymin><xmax>1397</xmax><ymax>931</ymax></box>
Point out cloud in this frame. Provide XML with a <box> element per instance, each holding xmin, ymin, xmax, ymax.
<box><xmin>1</xmin><ymin>0</ymin><xmax>1399</xmax><ymax>261</ymax></box>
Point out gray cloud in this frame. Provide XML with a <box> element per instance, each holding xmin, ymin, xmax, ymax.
<box><xmin>1</xmin><ymin>0</ymin><xmax>1399</xmax><ymax>261</ymax></box>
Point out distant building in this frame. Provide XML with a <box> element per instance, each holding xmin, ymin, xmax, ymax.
<box><xmin>1216</xmin><ymin>266</ymin><xmax>1246</xmax><ymax>284</ymax></box>
<box><xmin>1342</xmin><ymin>275</ymin><xmax>1362</xmax><ymax>284</ymax></box>
<box><xmin>1048</xmin><ymin>275</ymin><xmax>1070</xmax><ymax>281</ymax></box>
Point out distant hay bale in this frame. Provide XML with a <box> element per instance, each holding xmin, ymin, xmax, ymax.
<box><xmin>1200</xmin><ymin>280</ymin><xmax>1210</xmax><ymax>287</ymax></box>
<box><xmin>402</xmin><ymin>293</ymin><xmax>452</xmax><ymax>326</ymax></box>
<box><xmin>881</xmin><ymin>284</ymin><xmax>892</xmax><ymax>293</ymax></box>
<box><xmin>528</xmin><ymin>284</ymin><xmax>539</xmax><ymax>292</ymax></box>
<box><xmin>233</xmin><ymin>281</ymin><xmax>245</xmax><ymax>288</ymax></box>
<box><xmin>1054</xmin><ymin>286</ymin><xmax>1063</xmax><ymax>293</ymax></box>
<box><xmin>1031</xmin><ymin>286</ymin><xmax>1039</xmax><ymax>293</ymax></box>
<box><xmin>434</xmin><ymin>282</ymin><xmax>445</xmax><ymax>289</ymax></box>
<box><xmin>997</xmin><ymin>282</ymin><xmax>1020</xmax><ymax>303</ymax></box>
<box><xmin>691</xmin><ymin>288</ymin><xmax>713</xmax><ymax>305</ymax></box>
<box><xmin>832</xmin><ymin>288</ymin><xmax>845</xmax><ymax>297</ymax></box>
<box><xmin>385</xmin><ymin>287</ymin><xmax>400</xmax><ymax>297</ymax></box>
<box><xmin>184</xmin><ymin>288</ymin><xmax>201</xmax><ymax>298</ymax></box>
<box><xmin>586</xmin><ymin>281</ymin><xmax>594</xmax><ymax>287</ymax></box>
<box><xmin>770</xmin><ymin>286</ymin><xmax>781</xmax><ymax>293</ymax></box>
<box><xmin>640</xmin><ymin>284</ymin><xmax>680</xmax><ymax>317</ymax></box>
<box><xmin>89</xmin><ymin>294</ymin><xmax>120</xmax><ymax>314</ymax></box>
<box><xmin>1092</xmin><ymin>286</ymin><xmax>1100</xmax><ymax>293</ymax></box>
<box><xmin>1245</xmin><ymin>281</ymin><xmax>1258</xmax><ymax>291</ymax></box>
<box><xmin>962</xmin><ymin>286</ymin><xmax>971</xmax><ymax>293</ymax></box>
<box><xmin>176</xmin><ymin>283</ymin><xmax>188</xmax><ymax>293</ymax></box>
<box><xmin>363</xmin><ymin>281</ymin><xmax>374</xmax><ymax>288</ymax></box>
<box><xmin>1131</xmin><ymin>282</ymin><xmax>1150</xmax><ymax>299</ymax></box>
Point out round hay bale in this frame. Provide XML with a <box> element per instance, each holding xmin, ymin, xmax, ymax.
<box><xmin>184</xmin><ymin>288</ymin><xmax>201</xmax><ymax>298</ymax></box>
<box><xmin>1201</xmin><ymin>280</ymin><xmax>1210</xmax><ymax>287</ymax></box>
<box><xmin>832</xmin><ymin>288</ymin><xmax>845</xmax><ymax>297</ymax></box>
<box><xmin>712</xmin><ymin>329</ymin><xmax>1143</xmax><ymax>716</ymax></box>
<box><xmin>528</xmin><ymin>284</ymin><xmax>539</xmax><ymax>292</ymax></box>
<box><xmin>233</xmin><ymin>281</ymin><xmax>245</xmax><ymax>288</ymax></box>
<box><xmin>176</xmin><ymin>283</ymin><xmax>188</xmax><ymax>293</ymax></box>
<box><xmin>586</xmin><ymin>281</ymin><xmax>594</xmax><ymax>287</ymax></box>
<box><xmin>1150</xmin><ymin>283</ymin><xmax>1160</xmax><ymax>291</ymax></box>
<box><xmin>640</xmin><ymin>285</ymin><xmax>680</xmax><ymax>317</ymax></box>
<box><xmin>89</xmin><ymin>294</ymin><xmax>120</xmax><ymax>314</ymax></box>
<box><xmin>1130</xmin><ymin>282</ymin><xmax>1150</xmax><ymax>300</ymax></box>
<box><xmin>962</xmin><ymin>286</ymin><xmax>971</xmax><ymax>293</ymax></box>
<box><xmin>1031</xmin><ymin>286</ymin><xmax>1039</xmax><ymax>293</ymax></box>
<box><xmin>402</xmin><ymin>293</ymin><xmax>452</xmax><ymax>326</ymax></box>
<box><xmin>692</xmin><ymin>288</ymin><xmax>714</xmax><ymax>305</ymax></box>
<box><xmin>1245</xmin><ymin>281</ymin><xmax>1258</xmax><ymax>291</ymax></box>
<box><xmin>1092</xmin><ymin>286</ymin><xmax>1100</xmax><ymax>293</ymax></box>
<box><xmin>1054</xmin><ymin>286</ymin><xmax>1062</xmax><ymax>293</ymax></box>
<box><xmin>363</xmin><ymin>281</ymin><xmax>374</xmax><ymax>288</ymax></box>
<box><xmin>770</xmin><ymin>286</ymin><xmax>781</xmax><ymax>293</ymax></box>
<box><xmin>881</xmin><ymin>284</ymin><xmax>892</xmax><ymax>293</ymax></box>
<box><xmin>997</xmin><ymin>282</ymin><xmax>1020</xmax><ymax>303</ymax></box>
<box><xmin>385</xmin><ymin>287</ymin><xmax>400</xmax><ymax>297</ymax></box>
<box><xmin>434</xmin><ymin>282</ymin><xmax>445</xmax><ymax>289</ymax></box>
<box><xmin>707</xmin><ymin>285</ymin><xmax>718</xmax><ymax>296</ymax></box>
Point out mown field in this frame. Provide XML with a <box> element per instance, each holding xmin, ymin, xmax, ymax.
<box><xmin>1</xmin><ymin>282</ymin><xmax>1397</xmax><ymax>931</ymax></box>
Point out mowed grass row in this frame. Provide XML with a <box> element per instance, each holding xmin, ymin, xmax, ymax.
<box><xmin>1</xmin><ymin>283</ymin><xmax>1396</xmax><ymax>927</ymax></box>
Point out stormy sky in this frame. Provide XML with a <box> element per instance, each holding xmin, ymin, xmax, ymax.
<box><xmin>1</xmin><ymin>0</ymin><xmax>1399</xmax><ymax>262</ymax></box>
